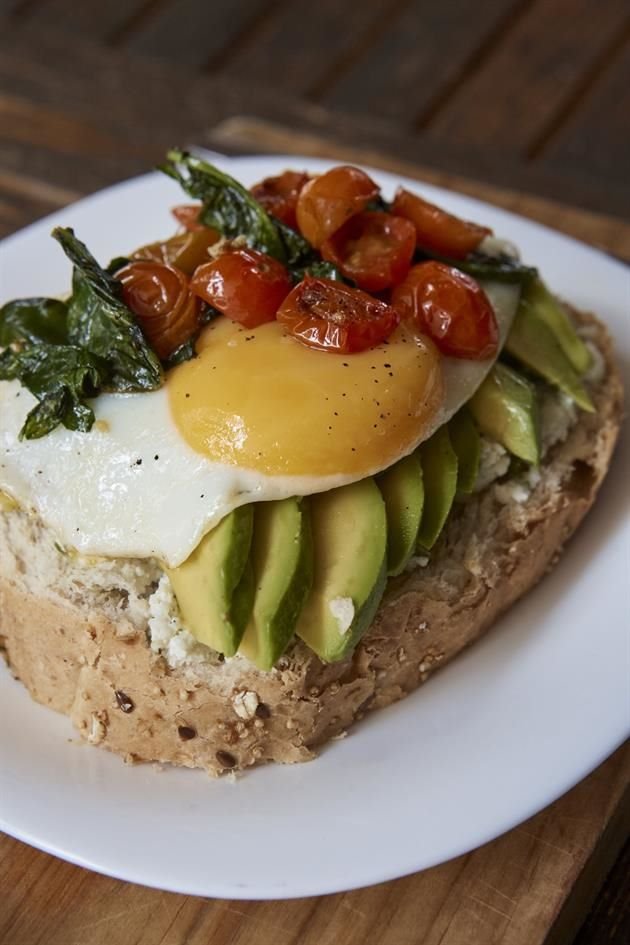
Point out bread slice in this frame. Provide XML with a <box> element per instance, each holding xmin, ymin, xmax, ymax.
<box><xmin>0</xmin><ymin>309</ymin><xmax>622</xmax><ymax>776</ymax></box>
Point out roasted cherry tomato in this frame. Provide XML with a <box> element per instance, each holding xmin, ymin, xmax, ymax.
<box><xmin>131</xmin><ymin>227</ymin><xmax>219</xmax><ymax>275</ymax></box>
<box><xmin>276</xmin><ymin>276</ymin><xmax>399</xmax><ymax>354</ymax></box>
<box><xmin>117</xmin><ymin>261</ymin><xmax>201</xmax><ymax>360</ymax></box>
<box><xmin>392</xmin><ymin>188</ymin><xmax>491</xmax><ymax>258</ymax></box>
<box><xmin>250</xmin><ymin>170</ymin><xmax>309</xmax><ymax>229</ymax></box>
<box><xmin>391</xmin><ymin>261</ymin><xmax>498</xmax><ymax>360</ymax></box>
<box><xmin>190</xmin><ymin>248</ymin><xmax>291</xmax><ymax>328</ymax></box>
<box><xmin>295</xmin><ymin>165</ymin><xmax>380</xmax><ymax>248</ymax></box>
<box><xmin>172</xmin><ymin>204</ymin><xmax>205</xmax><ymax>232</ymax></box>
<box><xmin>321</xmin><ymin>211</ymin><xmax>416</xmax><ymax>292</ymax></box>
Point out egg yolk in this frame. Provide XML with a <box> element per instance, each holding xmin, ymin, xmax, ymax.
<box><xmin>169</xmin><ymin>318</ymin><xmax>443</xmax><ymax>477</ymax></box>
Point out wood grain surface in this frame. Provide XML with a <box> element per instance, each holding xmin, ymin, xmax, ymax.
<box><xmin>0</xmin><ymin>5</ymin><xmax>628</xmax><ymax>943</ymax></box>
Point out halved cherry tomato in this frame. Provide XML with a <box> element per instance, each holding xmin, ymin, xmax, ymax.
<box><xmin>190</xmin><ymin>248</ymin><xmax>291</xmax><ymax>328</ymax></box>
<box><xmin>296</xmin><ymin>165</ymin><xmax>380</xmax><ymax>248</ymax></box>
<box><xmin>321</xmin><ymin>211</ymin><xmax>416</xmax><ymax>292</ymax></box>
<box><xmin>392</xmin><ymin>188</ymin><xmax>491</xmax><ymax>258</ymax></box>
<box><xmin>391</xmin><ymin>261</ymin><xmax>498</xmax><ymax>360</ymax></box>
<box><xmin>117</xmin><ymin>261</ymin><xmax>201</xmax><ymax>360</ymax></box>
<box><xmin>131</xmin><ymin>227</ymin><xmax>219</xmax><ymax>275</ymax></box>
<box><xmin>172</xmin><ymin>204</ymin><xmax>205</xmax><ymax>232</ymax></box>
<box><xmin>276</xmin><ymin>276</ymin><xmax>399</xmax><ymax>354</ymax></box>
<box><xmin>250</xmin><ymin>171</ymin><xmax>309</xmax><ymax>229</ymax></box>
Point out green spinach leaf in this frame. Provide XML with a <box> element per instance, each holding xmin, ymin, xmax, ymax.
<box><xmin>160</xmin><ymin>149</ymin><xmax>287</xmax><ymax>261</ymax></box>
<box><xmin>425</xmin><ymin>250</ymin><xmax>537</xmax><ymax>285</ymax></box>
<box><xmin>0</xmin><ymin>344</ymin><xmax>109</xmax><ymax>439</ymax></box>
<box><xmin>291</xmin><ymin>259</ymin><xmax>346</xmax><ymax>284</ymax></box>
<box><xmin>0</xmin><ymin>298</ymin><xmax>68</xmax><ymax>347</ymax></box>
<box><xmin>53</xmin><ymin>227</ymin><xmax>163</xmax><ymax>392</ymax></box>
<box><xmin>273</xmin><ymin>218</ymin><xmax>312</xmax><ymax>268</ymax></box>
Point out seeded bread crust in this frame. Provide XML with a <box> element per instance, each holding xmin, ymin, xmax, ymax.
<box><xmin>0</xmin><ymin>309</ymin><xmax>623</xmax><ymax>776</ymax></box>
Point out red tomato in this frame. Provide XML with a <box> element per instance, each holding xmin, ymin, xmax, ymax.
<box><xmin>391</xmin><ymin>262</ymin><xmax>498</xmax><ymax>360</ymax></box>
<box><xmin>117</xmin><ymin>261</ymin><xmax>201</xmax><ymax>360</ymax></box>
<box><xmin>190</xmin><ymin>248</ymin><xmax>291</xmax><ymax>328</ymax></box>
<box><xmin>321</xmin><ymin>211</ymin><xmax>416</xmax><ymax>292</ymax></box>
<box><xmin>295</xmin><ymin>165</ymin><xmax>380</xmax><ymax>248</ymax></box>
<box><xmin>276</xmin><ymin>276</ymin><xmax>399</xmax><ymax>354</ymax></box>
<box><xmin>392</xmin><ymin>188</ymin><xmax>491</xmax><ymax>258</ymax></box>
<box><xmin>172</xmin><ymin>204</ymin><xmax>205</xmax><ymax>232</ymax></box>
<box><xmin>250</xmin><ymin>171</ymin><xmax>309</xmax><ymax>229</ymax></box>
<box><xmin>130</xmin><ymin>227</ymin><xmax>219</xmax><ymax>275</ymax></box>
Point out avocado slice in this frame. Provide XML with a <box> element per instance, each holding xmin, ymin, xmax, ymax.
<box><xmin>522</xmin><ymin>277</ymin><xmax>591</xmax><ymax>374</ymax></box>
<box><xmin>449</xmin><ymin>408</ymin><xmax>481</xmax><ymax>495</ymax></box>
<box><xmin>239</xmin><ymin>498</ymin><xmax>313</xmax><ymax>670</ymax></box>
<box><xmin>416</xmin><ymin>426</ymin><xmax>459</xmax><ymax>551</ymax></box>
<box><xmin>378</xmin><ymin>453</ymin><xmax>424</xmax><ymax>577</ymax></box>
<box><xmin>296</xmin><ymin>479</ymin><xmax>387</xmax><ymax>663</ymax></box>
<box><xmin>505</xmin><ymin>305</ymin><xmax>594</xmax><ymax>412</ymax></box>
<box><xmin>469</xmin><ymin>362</ymin><xmax>541</xmax><ymax>465</ymax></box>
<box><xmin>167</xmin><ymin>504</ymin><xmax>254</xmax><ymax>657</ymax></box>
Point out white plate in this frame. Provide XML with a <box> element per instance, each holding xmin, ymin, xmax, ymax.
<box><xmin>0</xmin><ymin>155</ymin><xmax>628</xmax><ymax>899</ymax></box>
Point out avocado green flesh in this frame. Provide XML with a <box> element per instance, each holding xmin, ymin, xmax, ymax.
<box><xmin>416</xmin><ymin>426</ymin><xmax>459</xmax><ymax>551</ymax></box>
<box><xmin>522</xmin><ymin>277</ymin><xmax>592</xmax><ymax>374</ymax></box>
<box><xmin>296</xmin><ymin>479</ymin><xmax>388</xmax><ymax>663</ymax></box>
<box><xmin>449</xmin><ymin>408</ymin><xmax>481</xmax><ymax>495</ymax></box>
<box><xmin>470</xmin><ymin>362</ymin><xmax>541</xmax><ymax>465</ymax></box>
<box><xmin>238</xmin><ymin>498</ymin><xmax>313</xmax><ymax>671</ymax></box>
<box><xmin>167</xmin><ymin>504</ymin><xmax>254</xmax><ymax>657</ymax></box>
<box><xmin>506</xmin><ymin>305</ymin><xmax>594</xmax><ymax>412</ymax></box>
<box><xmin>378</xmin><ymin>453</ymin><xmax>424</xmax><ymax>577</ymax></box>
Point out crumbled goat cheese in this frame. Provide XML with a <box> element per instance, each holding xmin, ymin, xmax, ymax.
<box><xmin>584</xmin><ymin>341</ymin><xmax>606</xmax><ymax>384</ymax></box>
<box><xmin>232</xmin><ymin>690</ymin><xmax>260</xmax><ymax>720</ymax></box>
<box><xmin>479</xmin><ymin>234</ymin><xmax>520</xmax><ymax>260</ymax></box>
<box><xmin>148</xmin><ymin>574</ymin><xmax>182</xmax><ymax>652</ymax></box>
<box><xmin>148</xmin><ymin>574</ymin><xmax>214</xmax><ymax>667</ymax></box>
<box><xmin>495</xmin><ymin>481</ymin><xmax>530</xmax><ymax>504</ymax></box>
<box><xmin>473</xmin><ymin>438</ymin><xmax>511</xmax><ymax>492</ymax></box>
<box><xmin>540</xmin><ymin>392</ymin><xmax>578</xmax><ymax>454</ymax></box>
<box><xmin>405</xmin><ymin>554</ymin><xmax>430</xmax><ymax>572</ymax></box>
<box><xmin>329</xmin><ymin>597</ymin><xmax>355</xmax><ymax>635</ymax></box>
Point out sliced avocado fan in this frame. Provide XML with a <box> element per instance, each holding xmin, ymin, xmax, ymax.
<box><xmin>167</xmin><ymin>504</ymin><xmax>254</xmax><ymax>657</ymax></box>
<box><xmin>449</xmin><ymin>407</ymin><xmax>481</xmax><ymax>495</ymax></box>
<box><xmin>416</xmin><ymin>426</ymin><xmax>459</xmax><ymax>551</ymax></box>
<box><xmin>377</xmin><ymin>452</ymin><xmax>424</xmax><ymax>577</ymax></box>
<box><xmin>239</xmin><ymin>497</ymin><xmax>313</xmax><ymax>671</ymax></box>
<box><xmin>296</xmin><ymin>479</ymin><xmax>388</xmax><ymax>663</ymax></box>
<box><xmin>505</xmin><ymin>300</ymin><xmax>594</xmax><ymax>412</ymax></box>
<box><xmin>470</xmin><ymin>362</ymin><xmax>541</xmax><ymax>465</ymax></box>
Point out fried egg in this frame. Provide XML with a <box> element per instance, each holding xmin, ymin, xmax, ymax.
<box><xmin>0</xmin><ymin>281</ymin><xmax>519</xmax><ymax>566</ymax></box>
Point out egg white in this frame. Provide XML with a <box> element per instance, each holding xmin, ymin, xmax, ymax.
<box><xmin>0</xmin><ymin>281</ymin><xmax>519</xmax><ymax>566</ymax></box>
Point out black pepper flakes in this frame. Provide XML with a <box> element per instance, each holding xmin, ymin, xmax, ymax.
<box><xmin>216</xmin><ymin>750</ymin><xmax>237</xmax><ymax>769</ymax></box>
<box><xmin>115</xmin><ymin>690</ymin><xmax>134</xmax><ymax>713</ymax></box>
<box><xmin>178</xmin><ymin>725</ymin><xmax>197</xmax><ymax>741</ymax></box>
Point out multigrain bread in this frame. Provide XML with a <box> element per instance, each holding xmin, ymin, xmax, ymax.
<box><xmin>0</xmin><ymin>309</ymin><xmax>622</xmax><ymax>776</ymax></box>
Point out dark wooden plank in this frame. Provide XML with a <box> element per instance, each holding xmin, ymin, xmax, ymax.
<box><xmin>539</xmin><ymin>38</ymin><xmax>630</xmax><ymax>197</ymax></box>
<box><xmin>219</xmin><ymin>0</ymin><xmax>397</xmax><ymax>95</ymax></box>
<box><xmin>425</xmin><ymin>0</ymin><xmax>630</xmax><ymax>153</ymax></box>
<box><xmin>572</xmin><ymin>840</ymin><xmax>630</xmax><ymax>945</ymax></box>
<box><xmin>122</xmin><ymin>0</ymin><xmax>273</xmax><ymax>70</ymax></box>
<box><xmin>319</xmin><ymin>0</ymin><xmax>528</xmax><ymax>122</ymax></box>
<box><xmin>0</xmin><ymin>16</ymin><xmax>629</xmax><ymax>222</ymax></box>
<box><xmin>14</xmin><ymin>0</ymin><xmax>151</xmax><ymax>40</ymax></box>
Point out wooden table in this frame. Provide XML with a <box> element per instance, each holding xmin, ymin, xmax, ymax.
<box><xmin>0</xmin><ymin>4</ymin><xmax>628</xmax><ymax>943</ymax></box>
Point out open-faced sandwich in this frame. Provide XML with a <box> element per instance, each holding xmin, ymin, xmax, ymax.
<box><xmin>0</xmin><ymin>153</ymin><xmax>622</xmax><ymax>775</ymax></box>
